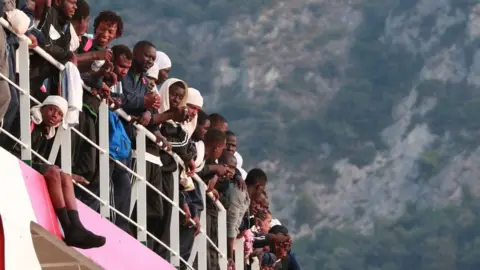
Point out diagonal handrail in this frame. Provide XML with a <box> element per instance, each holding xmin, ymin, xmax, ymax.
<box><xmin>0</xmin><ymin>18</ymin><xmax>65</xmax><ymax>71</ymax></box>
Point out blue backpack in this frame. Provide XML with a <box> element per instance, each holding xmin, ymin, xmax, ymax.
<box><xmin>109</xmin><ymin>111</ymin><xmax>131</xmax><ymax>160</ymax></box>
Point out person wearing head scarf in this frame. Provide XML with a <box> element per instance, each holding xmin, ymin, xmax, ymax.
<box><xmin>141</xmin><ymin>78</ymin><xmax>196</xmax><ymax>259</ymax></box>
<box><xmin>144</xmin><ymin>51</ymin><xmax>171</xmax><ymax>97</ymax></box>
<box><xmin>146</xmin><ymin>63</ymin><xmax>160</xmax><ymax>93</ymax></box>
<box><xmin>154</xmin><ymin>51</ymin><xmax>172</xmax><ymax>85</ymax></box>
<box><xmin>11</xmin><ymin>96</ymin><xmax>106</xmax><ymax>249</ymax></box>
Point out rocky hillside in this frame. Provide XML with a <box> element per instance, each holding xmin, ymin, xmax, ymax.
<box><xmin>89</xmin><ymin>0</ymin><xmax>480</xmax><ymax>238</ymax></box>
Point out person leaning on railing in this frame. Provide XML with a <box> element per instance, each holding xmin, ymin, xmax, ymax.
<box><xmin>11</xmin><ymin>95</ymin><xmax>106</xmax><ymax>249</ymax></box>
<box><xmin>74</xmin><ymin>9</ymin><xmax>122</xmax><ymax>73</ymax></box>
<box><xmin>142</xmin><ymin>78</ymin><xmax>194</xmax><ymax>260</ymax></box>
<box><xmin>29</xmin><ymin>0</ymin><xmax>77</xmax><ymax>102</ymax></box>
<box><xmin>0</xmin><ymin>0</ymin><xmax>13</xmax><ymax>127</ymax></box>
<box><xmin>70</xmin><ymin>9</ymin><xmax>124</xmax><ymax>215</ymax></box>
<box><xmin>0</xmin><ymin>0</ymin><xmax>35</xmax><ymax>139</ymax></box>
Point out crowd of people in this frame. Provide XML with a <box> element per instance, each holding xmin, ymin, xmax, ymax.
<box><xmin>0</xmin><ymin>0</ymin><xmax>301</xmax><ymax>269</ymax></box>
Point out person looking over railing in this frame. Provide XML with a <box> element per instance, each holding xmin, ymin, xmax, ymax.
<box><xmin>29</xmin><ymin>0</ymin><xmax>77</xmax><ymax>102</ymax></box>
<box><xmin>69</xmin><ymin>0</ymin><xmax>88</xmax><ymax>51</ymax></box>
<box><xmin>143</xmin><ymin>78</ymin><xmax>195</xmax><ymax>260</ymax></box>
<box><xmin>179</xmin><ymin>179</ymin><xmax>203</xmax><ymax>269</ymax></box>
<box><xmin>146</xmin><ymin>63</ymin><xmax>159</xmax><ymax>93</ymax></box>
<box><xmin>225</xmin><ymin>130</ymin><xmax>247</xmax><ymax>179</ymax></box>
<box><xmin>153</xmin><ymin>51</ymin><xmax>171</xmax><ymax>85</ymax></box>
<box><xmin>192</xmin><ymin>109</ymin><xmax>209</xmax><ymax>142</ymax></box>
<box><xmin>0</xmin><ymin>0</ymin><xmax>12</xmax><ymax>127</ymax></box>
<box><xmin>75</xmin><ymin>10</ymin><xmax>122</xmax><ymax>72</ymax></box>
<box><xmin>71</xmin><ymin>10</ymin><xmax>123</xmax><ymax>212</ymax></box>
<box><xmin>209</xmin><ymin>112</ymin><xmax>228</xmax><ymax>132</ymax></box>
<box><xmin>11</xmin><ymin>95</ymin><xmax>106</xmax><ymax>249</ymax></box>
<box><xmin>261</xmin><ymin>225</ymin><xmax>296</xmax><ymax>270</ymax></box>
<box><xmin>200</xmin><ymin>127</ymin><xmax>231</xmax><ymax>270</ymax></box>
<box><xmin>0</xmin><ymin>0</ymin><xmax>34</xmax><ymax>145</ymax></box>
<box><xmin>120</xmin><ymin>40</ymin><xmax>160</xmax><ymax>137</ymax></box>
<box><xmin>104</xmin><ymin>44</ymin><xmax>135</xmax><ymax>232</ymax></box>
<box><xmin>176</xmin><ymin>87</ymin><xmax>207</xmax><ymax>266</ymax></box>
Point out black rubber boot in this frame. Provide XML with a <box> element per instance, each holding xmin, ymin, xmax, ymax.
<box><xmin>63</xmin><ymin>210</ymin><xmax>106</xmax><ymax>249</ymax></box>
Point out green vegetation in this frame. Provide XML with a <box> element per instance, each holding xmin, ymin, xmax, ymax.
<box><xmin>295</xmin><ymin>193</ymin><xmax>320</xmax><ymax>226</ymax></box>
<box><xmin>294</xmin><ymin>192</ymin><xmax>480</xmax><ymax>270</ymax></box>
<box><xmin>320</xmin><ymin>0</ymin><xmax>422</xmax><ymax>166</ymax></box>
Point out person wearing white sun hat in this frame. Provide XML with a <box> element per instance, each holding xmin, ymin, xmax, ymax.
<box><xmin>153</xmin><ymin>51</ymin><xmax>172</xmax><ymax>85</ymax></box>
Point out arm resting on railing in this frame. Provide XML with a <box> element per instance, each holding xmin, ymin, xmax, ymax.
<box><xmin>120</xmin><ymin>91</ymin><xmax>145</xmax><ymax>114</ymax></box>
<box><xmin>36</xmin><ymin>7</ymin><xmax>73</xmax><ymax>63</ymax></box>
<box><xmin>0</xmin><ymin>17</ymin><xmax>65</xmax><ymax>70</ymax></box>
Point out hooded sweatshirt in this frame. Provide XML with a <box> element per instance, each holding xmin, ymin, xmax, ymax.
<box><xmin>157</xmin><ymin>78</ymin><xmax>191</xmax><ymax>160</ymax></box>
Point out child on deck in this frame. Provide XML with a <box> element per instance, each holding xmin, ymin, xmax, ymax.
<box><xmin>12</xmin><ymin>95</ymin><xmax>105</xmax><ymax>249</ymax></box>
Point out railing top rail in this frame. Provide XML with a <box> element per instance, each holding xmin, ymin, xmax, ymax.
<box><xmin>0</xmin><ymin>18</ymin><xmax>65</xmax><ymax>71</ymax></box>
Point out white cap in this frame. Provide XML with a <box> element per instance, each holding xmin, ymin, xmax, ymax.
<box><xmin>147</xmin><ymin>63</ymin><xmax>160</xmax><ymax>80</ymax></box>
<box><xmin>186</xmin><ymin>87</ymin><xmax>203</xmax><ymax>108</ymax></box>
<box><xmin>6</xmin><ymin>9</ymin><xmax>30</xmax><ymax>35</ymax></box>
<box><xmin>42</xmin><ymin>95</ymin><xmax>69</xmax><ymax>117</ymax></box>
<box><xmin>155</xmin><ymin>51</ymin><xmax>172</xmax><ymax>70</ymax></box>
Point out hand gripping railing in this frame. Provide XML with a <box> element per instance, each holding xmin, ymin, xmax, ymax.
<box><xmin>0</xmin><ymin>18</ymin><xmax>257</xmax><ymax>270</ymax></box>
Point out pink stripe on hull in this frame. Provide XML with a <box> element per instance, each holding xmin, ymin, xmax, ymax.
<box><xmin>18</xmin><ymin>161</ymin><xmax>174</xmax><ymax>269</ymax></box>
<box><xmin>18</xmin><ymin>161</ymin><xmax>62</xmax><ymax>238</ymax></box>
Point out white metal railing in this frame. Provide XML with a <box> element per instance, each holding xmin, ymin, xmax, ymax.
<box><xmin>0</xmin><ymin>17</ymin><xmax>259</xmax><ymax>270</ymax></box>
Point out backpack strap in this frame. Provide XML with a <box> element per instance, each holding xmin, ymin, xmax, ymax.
<box><xmin>30</xmin><ymin>121</ymin><xmax>35</xmax><ymax>133</ymax></box>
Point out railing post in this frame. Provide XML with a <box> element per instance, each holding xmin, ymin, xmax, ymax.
<box><xmin>251</xmin><ymin>257</ymin><xmax>260</xmax><ymax>270</ymax></box>
<box><xmin>47</xmin><ymin>133</ymin><xmax>61</xmax><ymax>164</ymax></box>
<box><xmin>170</xmin><ymin>165</ymin><xmax>180</xmax><ymax>266</ymax></box>
<box><xmin>17</xmin><ymin>39</ymin><xmax>31</xmax><ymax>162</ymax></box>
<box><xmin>129</xmin><ymin>178</ymin><xmax>138</xmax><ymax>217</ymax></box>
<box><xmin>188</xmin><ymin>182</ymin><xmax>207</xmax><ymax>269</ymax></box>
<box><xmin>60</xmin><ymin>127</ymin><xmax>72</xmax><ymax>174</ymax></box>
<box><xmin>135</xmin><ymin>129</ymin><xmax>147</xmax><ymax>244</ymax></box>
<box><xmin>218</xmin><ymin>209</ymin><xmax>228</xmax><ymax>270</ymax></box>
<box><xmin>234</xmin><ymin>238</ymin><xmax>245</xmax><ymax>270</ymax></box>
<box><xmin>98</xmin><ymin>100</ymin><xmax>110</xmax><ymax>218</ymax></box>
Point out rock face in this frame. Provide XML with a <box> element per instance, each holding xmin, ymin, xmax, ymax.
<box><xmin>90</xmin><ymin>0</ymin><xmax>480</xmax><ymax>236</ymax></box>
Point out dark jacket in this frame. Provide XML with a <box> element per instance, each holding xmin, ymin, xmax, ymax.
<box><xmin>12</xmin><ymin>123</ymin><xmax>54</xmax><ymax>174</ymax></box>
<box><xmin>30</xmin><ymin>6</ymin><xmax>72</xmax><ymax>101</ymax></box>
<box><xmin>34</xmin><ymin>6</ymin><xmax>72</xmax><ymax>64</ymax></box>
<box><xmin>179</xmin><ymin>181</ymin><xmax>204</xmax><ymax>218</ymax></box>
<box><xmin>119</xmin><ymin>70</ymin><xmax>158</xmax><ymax>149</ymax></box>
<box><xmin>159</xmin><ymin>121</ymin><xmax>191</xmax><ymax>162</ymax></box>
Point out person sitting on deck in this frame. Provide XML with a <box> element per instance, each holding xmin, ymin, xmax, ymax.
<box><xmin>12</xmin><ymin>95</ymin><xmax>105</xmax><ymax>249</ymax></box>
